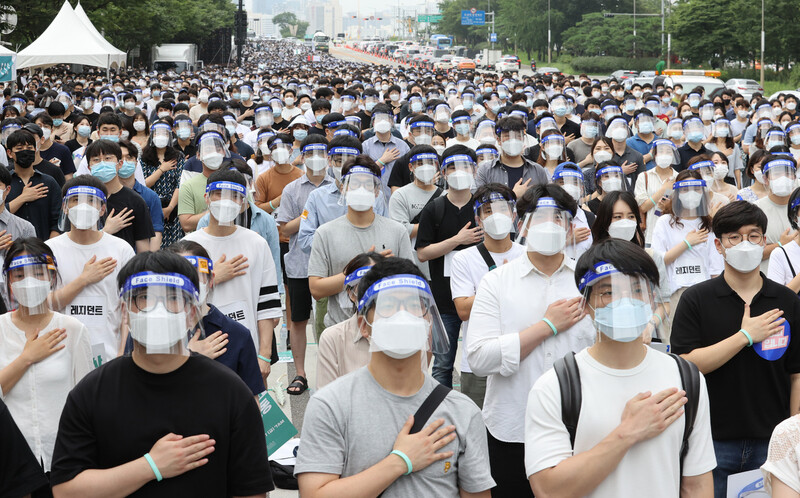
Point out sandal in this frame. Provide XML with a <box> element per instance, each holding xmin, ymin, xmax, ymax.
<box><xmin>287</xmin><ymin>375</ymin><xmax>308</xmax><ymax>395</ymax></box>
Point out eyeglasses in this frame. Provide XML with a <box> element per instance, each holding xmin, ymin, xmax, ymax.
<box><xmin>723</xmin><ymin>232</ymin><xmax>765</xmax><ymax>246</ymax></box>
<box><xmin>131</xmin><ymin>291</ymin><xmax>188</xmax><ymax>313</ymax></box>
<box><xmin>594</xmin><ymin>284</ymin><xmax>647</xmax><ymax>307</ymax></box>
<box><xmin>374</xmin><ymin>295</ymin><xmax>430</xmax><ymax>319</ymax></box>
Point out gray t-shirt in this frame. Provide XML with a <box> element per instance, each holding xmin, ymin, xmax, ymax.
<box><xmin>388</xmin><ymin>183</ymin><xmax>443</xmax><ymax>280</ymax></box>
<box><xmin>567</xmin><ymin>138</ymin><xmax>593</xmax><ymax>164</ymax></box>
<box><xmin>308</xmin><ymin>214</ymin><xmax>414</xmax><ymax>326</ymax></box>
<box><xmin>295</xmin><ymin>367</ymin><xmax>495</xmax><ymax>496</ymax></box>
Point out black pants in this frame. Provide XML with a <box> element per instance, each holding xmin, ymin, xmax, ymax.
<box><xmin>487</xmin><ymin>429</ymin><xmax>534</xmax><ymax>498</ymax></box>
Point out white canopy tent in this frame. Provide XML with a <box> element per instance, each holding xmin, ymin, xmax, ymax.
<box><xmin>16</xmin><ymin>0</ymin><xmax>126</xmax><ymax>70</ymax></box>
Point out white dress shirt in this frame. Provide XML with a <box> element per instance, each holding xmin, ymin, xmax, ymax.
<box><xmin>466</xmin><ymin>253</ymin><xmax>595</xmax><ymax>443</ymax></box>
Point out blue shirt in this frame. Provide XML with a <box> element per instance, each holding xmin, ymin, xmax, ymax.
<box><xmin>132</xmin><ymin>180</ymin><xmax>164</xmax><ymax>233</ymax></box>
<box><xmin>627</xmin><ymin>134</ymin><xmax>655</xmax><ymax>171</ymax></box>
<box><xmin>202</xmin><ymin>304</ymin><xmax>265</xmax><ymax>396</ymax></box>
<box><xmin>197</xmin><ymin>200</ymin><xmax>283</xmax><ymax>293</ymax></box>
<box><xmin>297</xmin><ymin>181</ymin><xmax>388</xmax><ymax>254</ymax></box>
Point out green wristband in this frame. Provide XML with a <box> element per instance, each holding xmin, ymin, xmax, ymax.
<box><xmin>268</xmin><ymin>201</ymin><xmax>276</xmax><ymax>211</ymax></box>
<box><xmin>740</xmin><ymin>329</ymin><xmax>754</xmax><ymax>347</ymax></box>
<box><xmin>144</xmin><ymin>453</ymin><xmax>163</xmax><ymax>482</ymax></box>
<box><xmin>542</xmin><ymin>318</ymin><xmax>558</xmax><ymax>336</ymax></box>
<box><xmin>683</xmin><ymin>239</ymin><xmax>692</xmax><ymax>250</ymax></box>
<box><xmin>391</xmin><ymin>450</ymin><xmax>413</xmax><ymax>475</ymax></box>
<box><xmin>257</xmin><ymin>354</ymin><xmax>270</xmax><ymax>362</ymax></box>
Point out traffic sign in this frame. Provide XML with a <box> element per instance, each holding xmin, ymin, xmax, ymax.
<box><xmin>417</xmin><ymin>14</ymin><xmax>443</xmax><ymax>23</ymax></box>
<box><xmin>490</xmin><ymin>32</ymin><xmax>497</xmax><ymax>43</ymax></box>
<box><xmin>461</xmin><ymin>9</ymin><xmax>485</xmax><ymax>26</ymax></box>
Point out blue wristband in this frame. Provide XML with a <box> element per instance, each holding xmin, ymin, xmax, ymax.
<box><xmin>257</xmin><ymin>354</ymin><xmax>270</xmax><ymax>362</ymax></box>
<box><xmin>144</xmin><ymin>453</ymin><xmax>163</xmax><ymax>482</ymax></box>
<box><xmin>542</xmin><ymin>318</ymin><xmax>558</xmax><ymax>336</ymax></box>
<box><xmin>391</xmin><ymin>449</ymin><xmax>413</xmax><ymax>475</ymax></box>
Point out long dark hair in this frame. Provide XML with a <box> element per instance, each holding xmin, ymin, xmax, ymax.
<box><xmin>665</xmin><ymin>169</ymin><xmax>712</xmax><ymax>231</ymax></box>
<box><xmin>141</xmin><ymin>119</ymin><xmax>180</xmax><ymax>166</ymax></box>
<box><xmin>591</xmin><ymin>190</ymin><xmax>645</xmax><ymax>247</ymax></box>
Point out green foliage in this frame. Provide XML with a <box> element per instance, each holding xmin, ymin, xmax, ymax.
<box><xmin>273</xmin><ymin>11</ymin><xmax>309</xmax><ymax>39</ymax></box>
<box><xmin>562</xmin><ymin>12</ymin><xmax>662</xmax><ymax>57</ymax></box>
<box><xmin>0</xmin><ymin>0</ymin><xmax>234</xmax><ymax>55</ymax></box>
<box><xmin>571</xmin><ymin>56</ymin><xmax>659</xmax><ymax>73</ymax></box>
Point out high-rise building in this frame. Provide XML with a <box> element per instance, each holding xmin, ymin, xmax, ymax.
<box><xmin>307</xmin><ymin>0</ymin><xmax>342</xmax><ymax>36</ymax></box>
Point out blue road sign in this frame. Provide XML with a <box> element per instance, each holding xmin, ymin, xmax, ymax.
<box><xmin>461</xmin><ymin>9</ymin><xmax>486</xmax><ymax>26</ymax></box>
<box><xmin>490</xmin><ymin>32</ymin><xmax>497</xmax><ymax>43</ymax></box>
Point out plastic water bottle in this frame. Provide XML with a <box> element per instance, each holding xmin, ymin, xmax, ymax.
<box><xmin>278</xmin><ymin>324</ymin><xmax>288</xmax><ymax>354</ymax></box>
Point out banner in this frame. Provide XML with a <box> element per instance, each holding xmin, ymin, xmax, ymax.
<box><xmin>0</xmin><ymin>55</ymin><xmax>14</xmax><ymax>83</ymax></box>
<box><xmin>258</xmin><ymin>391</ymin><xmax>298</xmax><ymax>455</ymax></box>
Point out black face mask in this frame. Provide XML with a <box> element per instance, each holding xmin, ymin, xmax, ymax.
<box><xmin>15</xmin><ymin>150</ymin><xmax>35</xmax><ymax>168</ymax></box>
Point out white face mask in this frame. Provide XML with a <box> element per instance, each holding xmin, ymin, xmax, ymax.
<box><xmin>42</xmin><ymin>128</ymin><xmax>52</xmax><ymax>141</ymax></box>
<box><xmin>345</xmin><ymin>188</ymin><xmax>376</xmax><ymax>212</ymax></box>
<box><xmin>502</xmin><ymin>138</ymin><xmax>524</xmax><ymax>156</ymax></box>
<box><xmin>544</xmin><ymin>144</ymin><xmax>563</xmax><ymax>159</ymax></box>
<box><xmin>152</xmin><ymin>135</ymin><xmax>169</xmax><ymax>148</ymax></box>
<box><xmin>608</xmin><ymin>219</ymin><xmax>638</xmax><ymax>241</ymax></box>
<box><xmin>482</xmin><ymin>213</ymin><xmax>513</xmax><ymax>240</ymax></box>
<box><xmin>203</xmin><ymin>152</ymin><xmax>224</xmax><ymax>170</ymax></box>
<box><xmin>341</xmin><ymin>101</ymin><xmax>353</xmax><ymax>111</ymax></box>
<box><xmin>713</xmin><ymin>163</ymin><xmax>729</xmax><ymax>180</ymax></box>
<box><xmin>129</xmin><ymin>303</ymin><xmax>188</xmax><ymax>354</ymax></box>
<box><xmin>594</xmin><ymin>150</ymin><xmax>613</xmax><ymax>163</ymax></box>
<box><xmin>300</xmin><ymin>102</ymin><xmax>311</xmax><ymax>111</ymax></box>
<box><xmin>414</xmin><ymin>134</ymin><xmax>432</xmax><ymax>146</ymax></box>
<box><xmin>414</xmin><ymin>164</ymin><xmax>437</xmax><ymax>184</ymax></box>
<box><xmin>433</xmin><ymin>145</ymin><xmax>446</xmax><ymax>155</ymax></box>
<box><xmin>447</xmin><ymin>170</ymin><xmax>473</xmax><ymax>190</ymax></box>
<box><xmin>374</xmin><ymin>120</ymin><xmax>392</xmax><ymax>134</ymax></box>
<box><xmin>611</xmin><ymin>127</ymin><xmax>628</xmax><ymax>142</ymax></box>
<box><xmin>601</xmin><ymin>177</ymin><xmax>623</xmax><ymax>193</ymax></box>
<box><xmin>68</xmin><ymin>203</ymin><xmax>101</xmax><ymax>229</ymax></box>
<box><xmin>724</xmin><ymin>241</ymin><xmax>764</xmax><ymax>273</ymax></box>
<box><xmin>526</xmin><ymin>221</ymin><xmax>567</xmax><ymax>255</ymax></box>
<box><xmin>305</xmin><ymin>156</ymin><xmax>327</xmax><ymax>173</ymax></box>
<box><xmin>755</xmin><ymin>170</ymin><xmax>765</xmax><ymax>184</ymax></box>
<box><xmin>562</xmin><ymin>183</ymin><xmax>581</xmax><ymax>202</ymax></box>
<box><xmin>679</xmin><ymin>190</ymin><xmax>703</xmax><ymax>210</ymax></box>
<box><xmin>209</xmin><ymin>199</ymin><xmax>241</xmax><ymax>223</ymax></box>
<box><xmin>770</xmin><ymin>176</ymin><xmax>795</xmax><ymax>197</ymax></box>
<box><xmin>11</xmin><ymin>277</ymin><xmax>51</xmax><ymax>308</ymax></box>
<box><xmin>370</xmin><ymin>311</ymin><xmax>429</xmax><ymax>359</ymax></box>
<box><xmin>271</xmin><ymin>148</ymin><xmax>291</xmax><ymax>164</ymax></box>
<box><xmin>655</xmin><ymin>154</ymin><xmax>674</xmax><ymax>169</ymax></box>
<box><xmin>133</xmin><ymin>121</ymin><xmax>146</xmax><ymax>131</ymax></box>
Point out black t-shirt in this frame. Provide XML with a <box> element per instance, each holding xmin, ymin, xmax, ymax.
<box><xmin>415</xmin><ymin>196</ymin><xmax>477</xmax><ymax>314</ymax></box>
<box><xmin>50</xmin><ymin>355</ymin><xmax>273</xmax><ymax>496</ymax></box>
<box><xmin>672</xmin><ymin>274</ymin><xmax>800</xmax><ymax>440</ymax></box>
<box><xmin>560</xmin><ymin>119</ymin><xmax>581</xmax><ymax>139</ymax></box>
<box><xmin>501</xmin><ymin>163</ymin><xmax>525</xmax><ymax>190</ymax></box>
<box><xmin>388</xmin><ymin>148</ymin><xmax>414</xmax><ymax>188</ymax></box>
<box><xmin>355</xmin><ymin>110</ymin><xmax>372</xmax><ymax>130</ymax></box>
<box><xmin>40</xmin><ymin>142</ymin><xmax>77</xmax><ymax>176</ymax></box>
<box><xmin>0</xmin><ymin>398</ymin><xmax>49</xmax><ymax>497</ymax></box>
<box><xmin>65</xmin><ymin>138</ymin><xmax>92</xmax><ymax>153</ymax></box>
<box><xmin>106</xmin><ymin>186</ymin><xmax>155</xmax><ymax>249</ymax></box>
<box><xmin>7</xmin><ymin>169</ymin><xmax>62</xmax><ymax>239</ymax></box>
<box><xmin>677</xmin><ymin>143</ymin><xmax>709</xmax><ymax>172</ymax></box>
<box><xmin>435</xmin><ymin>127</ymin><xmax>456</xmax><ymax>140</ymax></box>
<box><xmin>33</xmin><ymin>159</ymin><xmax>66</xmax><ymax>187</ymax></box>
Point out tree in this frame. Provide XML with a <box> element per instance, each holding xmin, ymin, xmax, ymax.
<box><xmin>562</xmin><ymin>12</ymin><xmax>661</xmax><ymax>58</ymax></box>
<box><xmin>668</xmin><ymin>0</ymin><xmax>744</xmax><ymax>67</ymax></box>
<box><xmin>273</xmin><ymin>11</ymin><xmax>309</xmax><ymax>39</ymax></box>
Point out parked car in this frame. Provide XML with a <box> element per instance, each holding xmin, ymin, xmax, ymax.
<box><xmin>495</xmin><ymin>55</ymin><xmax>521</xmax><ymax>72</ymax></box>
<box><xmin>611</xmin><ymin>70</ymin><xmax>638</xmax><ymax>80</ymax></box>
<box><xmin>457</xmin><ymin>58</ymin><xmax>476</xmax><ymax>70</ymax></box>
<box><xmin>535</xmin><ymin>67</ymin><xmax>562</xmax><ymax>76</ymax></box>
<box><xmin>725</xmin><ymin>78</ymin><xmax>765</xmax><ymax>100</ymax></box>
<box><xmin>436</xmin><ymin>54</ymin><xmax>455</xmax><ymax>70</ymax></box>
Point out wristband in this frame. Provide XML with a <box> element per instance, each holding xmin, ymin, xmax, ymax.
<box><xmin>779</xmin><ymin>241</ymin><xmax>784</xmax><ymax>248</ymax></box>
<box><xmin>268</xmin><ymin>201</ymin><xmax>276</xmax><ymax>211</ymax></box>
<box><xmin>390</xmin><ymin>450</ymin><xmax>413</xmax><ymax>475</ymax></box>
<box><xmin>257</xmin><ymin>354</ymin><xmax>270</xmax><ymax>362</ymax></box>
<box><xmin>740</xmin><ymin>329</ymin><xmax>754</xmax><ymax>347</ymax></box>
<box><xmin>144</xmin><ymin>453</ymin><xmax>163</xmax><ymax>482</ymax></box>
<box><xmin>376</xmin><ymin>159</ymin><xmax>385</xmax><ymax>167</ymax></box>
<box><xmin>649</xmin><ymin>195</ymin><xmax>657</xmax><ymax>206</ymax></box>
<box><xmin>542</xmin><ymin>318</ymin><xmax>558</xmax><ymax>336</ymax></box>
<box><xmin>683</xmin><ymin>239</ymin><xmax>692</xmax><ymax>250</ymax></box>
<box><xmin>653</xmin><ymin>313</ymin><xmax>663</xmax><ymax>327</ymax></box>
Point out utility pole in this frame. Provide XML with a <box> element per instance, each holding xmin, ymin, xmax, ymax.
<box><xmin>235</xmin><ymin>0</ymin><xmax>245</xmax><ymax>66</ymax></box>
<box><xmin>633</xmin><ymin>0</ymin><xmax>636</xmax><ymax>57</ymax></box>
<box><xmin>547</xmin><ymin>0</ymin><xmax>551</xmax><ymax>64</ymax></box>
<box><xmin>760</xmin><ymin>0</ymin><xmax>765</xmax><ymax>87</ymax></box>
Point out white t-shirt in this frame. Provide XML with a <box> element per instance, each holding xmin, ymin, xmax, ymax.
<box><xmin>762</xmin><ymin>414</ymin><xmax>800</xmax><ymax>494</ymax></box>
<box><xmin>450</xmin><ymin>242</ymin><xmax>526</xmax><ymax>373</ymax></box>
<box><xmin>46</xmin><ymin>232</ymin><xmax>135</xmax><ymax>365</ymax></box>
<box><xmin>184</xmin><ymin>226</ymin><xmax>282</xmax><ymax>348</ymax></box>
<box><xmin>525</xmin><ymin>347</ymin><xmax>717</xmax><ymax>497</ymax></box>
<box><xmin>566</xmin><ymin>209</ymin><xmax>593</xmax><ymax>261</ymax></box>
<box><xmin>768</xmin><ymin>239</ymin><xmax>800</xmax><ymax>286</ymax></box>
<box><xmin>445</xmin><ymin>137</ymin><xmax>481</xmax><ymax>150</ymax></box>
<box><xmin>756</xmin><ymin>196</ymin><xmax>791</xmax><ymax>274</ymax></box>
<box><xmin>650</xmin><ymin>216</ymin><xmax>724</xmax><ymax>294</ymax></box>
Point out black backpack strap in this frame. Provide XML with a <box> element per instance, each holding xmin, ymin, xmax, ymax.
<box><xmin>432</xmin><ymin>195</ymin><xmax>447</xmax><ymax>233</ymax></box>
<box><xmin>780</xmin><ymin>246</ymin><xmax>797</xmax><ymax>277</ymax></box>
<box><xmin>669</xmin><ymin>353</ymin><xmax>701</xmax><ymax>477</ymax></box>
<box><xmin>554</xmin><ymin>352</ymin><xmax>582</xmax><ymax>448</ymax></box>
<box><xmin>475</xmin><ymin>242</ymin><xmax>497</xmax><ymax>271</ymax></box>
<box><xmin>410</xmin><ymin>187</ymin><xmax>443</xmax><ymax>225</ymax></box>
<box><xmin>410</xmin><ymin>384</ymin><xmax>452</xmax><ymax>434</ymax></box>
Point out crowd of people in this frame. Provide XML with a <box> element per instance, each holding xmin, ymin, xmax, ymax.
<box><xmin>2</xmin><ymin>37</ymin><xmax>800</xmax><ymax>497</ymax></box>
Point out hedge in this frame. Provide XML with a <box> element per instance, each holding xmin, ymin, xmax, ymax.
<box><xmin>570</xmin><ymin>56</ymin><xmax>660</xmax><ymax>74</ymax></box>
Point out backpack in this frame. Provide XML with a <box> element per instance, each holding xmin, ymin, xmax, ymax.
<box><xmin>553</xmin><ymin>351</ymin><xmax>700</xmax><ymax>475</ymax></box>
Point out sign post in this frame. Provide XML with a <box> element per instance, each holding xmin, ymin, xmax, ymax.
<box><xmin>460</xmin><ymin>9</ymin><xmax>486</xmax><ymax>26</ymax></box>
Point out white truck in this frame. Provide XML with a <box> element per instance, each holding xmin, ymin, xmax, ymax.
<box><xmin>151</xmin><ymin>44</ymin><xmax>202</xmax><ymax>73</ymax></box>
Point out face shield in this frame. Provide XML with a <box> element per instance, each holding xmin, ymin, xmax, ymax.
<box><xmin>635</xmin><ymin>114</ymin><xmax>656</xmax><ymax>135</ymax></box>
<box><xmin>338</xmin><ymin>265</ymin><xmax>372</xmax><ymax>315</ymax></box>
<box><xmin>357</xmin><ymin>274</ymin><xmax>449</xmax><ymax>360</ymax></box>
<box><xmin>5</xmin><ymin>254</ymin><xmax>57</xmax><ymax>315</ymax></box>
<box><xmin>757</xmin><ymin>119</ymin><xmax>774</xmax><ymax>140</ymax></box>
<box><xmin>606</xmin><ymin>118</ymin><xmax>631</xmax><ymax>142</ymax></box>
<box><xmin>699</xmin><ymin>104</ymin><xmax>715</xmax><ymax>122</ymax></box>
<box><xmin>409</xmin><ymin>96</ymin><xmax>424</xmax><ymax>113</ymax></box>
<box><xmin>173</xmin><ymin>118</ymin><xmax>193</xmax><ymax>141</ymax></box>
<box><xmin>683</xmin><ymin>118</ymin><xmax>706</xmax><ymax>143</ymax></box>
<box><xmin>183</xmin><ymin>255</ymin><xmax>213</xmax><ymax>304</ymax></box>
<box><xmin>537</xmin><ymin>117</ymin><xmax>558</xmax><ymax>134</ymax></box>
<box><xmin>9</xmin><ymin>97</ymin><xmax>25</xmax><ymax>112</ymax></box>
<box><xmin>328</xmin><ymin>146</ymin><xmax>360</xmax><ymax>182</ymax></box>
<box><xmin>651</xmin><ymin>139</ymin><xmax>680</xmax><ymax>169</ymax></box>
<box><xmin>409</xmin><ymin>121</ymin><xmax>435</xmax><ymax>145</ymax></box>
<box><xmin>270</xmin><ymin>138</ymin><xmax>292</xmax><ymax>165</ymax></box>
<box><xmin>59</xmin><ymin>185</ymin><xmax>106</xmax><ymax>232</ymax></box>
<box><xmin>581</xmin><ymin>119</ymin><xmax>600</xmax><ymax>139</ymax></box>
<box><xmin>671</xmin><ymin>179</ymin><xmax>710</xmax><ymax>218</ymax></box>
<box><xmin>787</xmin><ymin>123</ymin><xmax>800</xmax><ymax>146</ymax></box>
<box><xmin>474</xmin><ymin>192</ymin><xmax>516</xmax><ymax>241</ymax></box>
<box><xmin>666</xmin><ymin>119</ymin><xmax>684</xmax><ymax>140</ymax></box>
<box><xmin>765</xmin><ymin>130</ymin><xmax>787</xmax><ymax>151</ymax></box>
<box><xmin>452</xmin><ymin>115</ymin><xmax>471</xmax><ymax>137</ymax></box>
<box><xmin>101</xmin><ymin>96</ymin><xmax>116</xmax><ymax>108</ymax></box>
<box><xmin>602</xmin><ymin>103</ymin><xmax>621</xmax><ymax>121</ymax></box>
<box><xmin>579</xmin><ymin>262</ymin><xmax>663</xmax><ymax>344</ymax></box>
<box><xmin>205</xmin><ymin>181</ymin><xmax>247</xmax><ymax>227</ymax></box>
<box><xmin>121</xmin><ymin>272</ymin><xmax>203</xmax><ymax>356</ymax></box>
<box><xmin>339</xmin><ymin>166</ymin><xmax>381</xmax><ymax>211</ymax></box>
<box><xmin>553</xmin><ymin>167</ymin><xmax>585</xmax><ymax>202</ymax></box>
<box><xmin>517</xmin><ymin>197</ymin><xmax>575</xmax><ymax>255</ymax></box>
<box><xmin>756</xmin><ymin>104</ymin><xmax>773</xmax><ymax>121</ymax></box>
<box><xmin>256</xmin><ymin>130</ymin><xmax>275</xmax><ymax>156</ymax></box>
<box><xmin>541</xmin><ymin>134</ymin><xmax>566</xmax><ymax>160</ymax></box>
<box><xmin>550</xmin><ymin>96</ymin><xmax>569</xmax><ymax>117</ymax></box>
<box><xmin>254</xmin><ymin>106</ymin><xmax>274</xmax><ymax>129</ymax></box>
<box><xmin>474</xmin><ymin>120</ymin><xmax>497</xmax><ymax>144</ymax></box>
<box><xmin>81</xmin><ymin>96</ymin><xmax>95</xmax><ymax>110</ymax></box>
<box><xmin>269</xmin><ymin>98</ymin><xmax>283</xmax><ymax>116</ymax></box>
<box><xmin>442</xmin><ymin>154</ymin><xmax>476</xmax><ymax>191</ymax></box>
<box><xmin>150</xmin><ymin>122</ymin><xmax>173</xmax><ymax>148</ymax></box>
<box><xmin>1</xmin><ymin>123</ymin><xmax>20</xmax><ymax>145</ymax></box>
<box><xmin>713</xmin><ymin>119</ymin><xmax>732</xmax><ymax>138</ymax></box>
<box><xmin>433</xmin><ymin>104</ymin><xmax>451</xmax><ymax>124</ymax></box>
<box><xmin>371</xmin><ymin>113</ymin><xmax>393</xmax><ymax>134</ymax></box>
<box><xmin>302</xmin><ymin>143</ymin><xmax>328</xmax><ymax>176</ymax></box>
<box><xmin>476</xmin><ymin>147</ymin><xmax>499</xmax><ymax>168</ymax></box>
<box><xmin>687</xmin><ymin>93</ymin><xmax>702</xmax><ymax>108</ymax></box>
<box><xmin>409</xmin><ymin>152</ymin><xmax>439</xmax><ymax>185</ymax></box>
<box><xmin>197</xmin><ymin>131</ymin><xmax>230</xmax><ymax>170</ymax></box>
<box><xmin>596</xmin><ymin>165</ymin><xmax>626</xmax><ymax>193</ymax></box>
<box><xmin>763</xmin><ymin>158</ymin><xmax>797</xmax><ymax>197</ymax></box>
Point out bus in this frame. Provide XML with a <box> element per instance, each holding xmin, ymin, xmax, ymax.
<box><xmin>312</xmin><ymin>31</ymin><xmax>330</xmax><ymax>52</ymax></box>
<box><xmin>430</xmin><ymin>34</ymin><xmax>452</xmax><ymax>50</ymax></box>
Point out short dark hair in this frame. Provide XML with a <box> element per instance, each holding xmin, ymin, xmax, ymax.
<box><xmin>96</xmin><ymin>112</ymin><xmax>122</xmax><ymax>129</ymax></box>
<box><xmin>473</xmin><ymin>182</ymin><xmax>515</xmax><ymax>205</ymax></box>
<box><xmin>62</xmin><ymin>174</ymin><xmax>108</xmax><ymax>198</ymax></box>
<box><xmin>495</xmin><ymin>116</ymin><xmax>526</xmax><ymax>134</ymax></box>
<box><xmin>356</xmin><ymin>257</ymin><xmax>426</xmax><ymax>303</ymax></box>
<box><xmin>441</xmin><ymin>144</ymin><xmax>477</xmax><ymax>164</ymax></box>
<box><xmin>0</xmin><ymin>160</ymin><xmax>10</xmax><ymax>186</ymax></box>
<box><xmin>711</xmin><ymin>200</ymin><xmax>768</xmax><ymax>239</ymax></box>
<box><xmin>118</xmin><ymin>139</ymin><xmax>139</xmax><ymax>161</ymax></box>
<box><xmin>86</xmin><ymin>139</ymin><xmax>122</xmax><ymax>161</ymax></box>
<box><xmin>207</xmin><ymin>167</ymin><xmax>246</xmax><ymax>188</ymax></box>
<box><xmin>343</xmin><ymin>251</ymin><xmax>385</xmax><ymax>278</ymax></box>
<box><xmin>574</xmin><ymin>238</ymin><xmax>660</xmax><ymax>297</ymax></box>
<box><xmin>267</xmin><ymin>133</ymin><xmax>292</xmax><ymax>148</ymax></box>
<box><xmin>117</xmin><ymin>250</ymin><xmax>200</xmax><ymax>296</ymax></box>
<box><xmin>47</xmin><ymin>101</ymin><xmax>65</xmax><ymax>117</ymax></box>
<box><xmin>166</xmin><ymin>239</ymin><xmax>211</xmax><ymax>261</ymax></box>
<box><xmin>516</xmin><ymin>183</ymin><xmax>577</xmax><ymax>217</ymax></box>
<box><xmin>6</xmin><ymin>130</ymin><xmax>37</xmax><ymax>150</ymax></box>
<box><xmin>342</xmin><ymin>154</ymin><xmax>381</xmax><ymax>177</ymax></box>
<box><xmin>329</xmin><ymin>134</ymin><xmax>362</xmax><ymax>152</ymax></box>
<box><xmin>311</xmin><ymin>98</ymin><xmax>331</xmax><ymax>113</ymax></box>
<box><xmin>300</xmin><ymin>134</ymin><xmax>329</xmax><ymax>149</ymax></box>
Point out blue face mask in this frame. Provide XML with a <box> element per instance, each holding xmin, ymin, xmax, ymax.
<box><xmin>687</xmin><ymin>130</ymin><xmax>704</xmax><ymax>143</ymax></box>
<box><xmin>316</xmin><ymin>113</ymin><xmax>326</xmax><ymax>124</ymax></box>
<box><xmin>454</xmin><ymin>123</ymin><xmax>470</xmax><ymax>136</ymax></box>
<box><xmin>52</xmin><ymin>118</ymin><xmax>64</xmax><ymax>127</ymax></box>
<box><xmin>119</xmin><ymin>160</ymin><xmax>136</xmax><ymax>179</ymax></box>
<box><xmin>176</xmin><ymin>128</ymin><xmax>191</xmax><ymax>140</ymax></box>
<box><xmin>90</xmin><ymin>161</ymin><xmax>118</xmax><ymax>183</ymax></box>
<box><xmin>99</xmin><ymin>134</ymin><xmax>119</xmax><ymax>143</ymax></box>
<box><xmin>593</xmin><ymin>297</ymin><xmax>652</xmax><ymax>342</ymax></box>
<box><xmin>293</xmin><ymin>129</ymin><xmax>308</xmax><ymax>141</ymax></box>
<box><xmin>463</xmin><ymin>100</ymin><xmax>474</xmax><ymax>110</ymax></box>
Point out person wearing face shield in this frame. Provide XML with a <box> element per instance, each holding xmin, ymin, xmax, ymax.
<box><xmin>253</xmin><ymin>134</ymin><xmax>303</xmax><ymax>215</ymax></box>
<box><xmin>605</xmin><ymin>116</ymin><xmax>646</xmax><ymax>188</ymax></box>
<box><xmin>307</xmin><ymin>98</ymin><xmax>331</xmax><ymax>137</ymax></box>
<box><xmin>634</xmin><ymin>139</ymin><xmax>680</xmax><ymax>244</ymax></box>
<box><xmin>49</xmin><ymin>250</ymin><xmax>274</xmax><ymax>497</ymax></box>
<box><xmin>651</xmin><ymin>170</ymin><xmax>724</xmax><ymax>327</ymax></box>
<box><xmin>546</xmin><ymin>94</ymin><xmax>581</xmax><ymax>143</ymax></box>
<box><xmin>363</xmin><ymin>104</ymin><xmax>410</xmax><ymax>199</ymax></box>
<box><xmin>449</xmin><ymin>184</ymin><xmax>525</xmax><ymax>409</ymax></box>
<box><xmin>755</xmin><ymin>156</ymin><xmax>798</xmax><ymax>273</ymax></box>
<box><xmin>177</xmin><ymin>130</ymin><xmax>233</xmax><ymax>233</ymax></box>
<box><xmin>670</xmin><ymin>201</ymin><xmax>800</xmax><ymax>497</ymax></box>
<box><xmin>677</xmin><ymin>116</ymin><xmax>711</xmax><ymax>171</ymax></box>
<box><xmin>476</xmin><ymin>117</ymin><xmax>549</xmax><ymax>196</ymax></box>
<box><xmin>766</xmin><ymin>188</ymin><xmax>800</xmax><ymax>292</ymax></box>
<box><xmin>385</xmin><ymin>115</ymin><xmax>437</xmax><ymax>192</ymax></box>
<box><xmin>526</xmin><ymin>238</ymin><xmax>715</xmax><ymax>497</ymax></box>
<box><xmin>184</xmin><ymin>169</ymin><xmax>282</xmax><ymax>385</ymax></box>
<box><xmin>627</xmin><ymin>109</ymin><xmax>657</xmax><ymax>171</ymax></box>
<box><xmin>388</xmin><ymin>146</ymin><xmax>445</xmax><ymax>280</ymax></box>
<box><xmin>0</xmin><ymin>239</ymin><xmax>93</xmax><ymax>483</ymax></box>
<box><xmin>297</xmin><ymin>257</ymin><xmax>495</xmax><ymax>498</ymax></box>
<box><xmin>308</xmin><ymin>157</ymin><xmax>414</xmax><ymax>332</ymax></box>
<box><xmin>741</xmin><ymin>100</ymin><xmax>773</xmax><ymax>155</ymax></box>
<box><xmin>466</xmin><ymin>184</ymin><xmax>595</xmax><ymax>498</ymax></box>
<box><xmin>446</xmin><ymin>110</ymin><xmax>480</xmax><ymax>149</ymax></box>
<box><xmin>552</xmin><ymin>163</ymin><xmax>594</xmax><ymax>260</ymax></box>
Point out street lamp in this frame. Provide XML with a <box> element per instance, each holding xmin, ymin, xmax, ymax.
<box><xmin>547</xmin><ymin>0</ymin><xmax>551</xmax><ymax>64</ymax></box>
<box><xmin>760</xmin><ymin>0</ymin><xmax>765</xmax><ymax>87</ymax></box>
